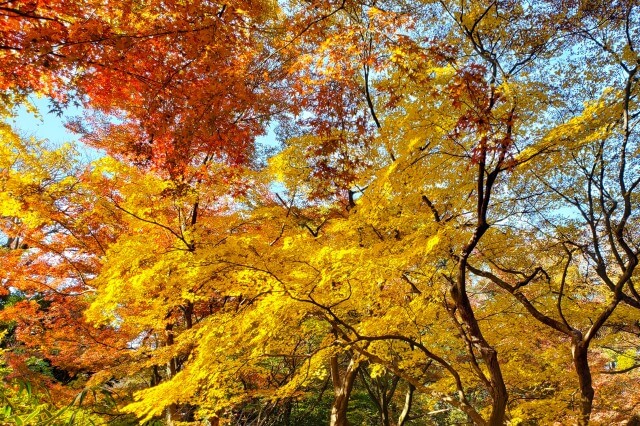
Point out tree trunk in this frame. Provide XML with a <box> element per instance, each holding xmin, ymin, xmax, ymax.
<box><xmin>165</xmin><ymin>404</ymin><xmax>180</xmax><ymax>425</ymax></box>
<box><xmin>283</xmin><ymin>399</ymin><xmax>292</xmax><ymax>426</ymax></box>
<box><xmin>164</xmin><ymin>304</ymin><xmax>196</xmax><ymax>424</ymax></box>
<box><xmin>483</xmin><ymin>346</ymin><xmax>508</xmax><ymax>426</ymax></box>
<box><xmin>165</xmin><ymin>322</ymin><xmax>178</xmax><ymax>424</ymax></box>
<box><xmin>330</xmin><ymin>355</ymin><xmax>359</xmax><ymax>426</ymax></box>
<box><xmin>379</xmin><ymin>394</ymin><xmax>390</xmax><ymax>426</ymax></box>
<box><xmin>397</xmin><ymin>383</ymin><xmax>415</xmax><ymax>426</ymax></box>
<box><xmin>455</xmin><ymin>257</ymin><xmax>508</xmax><ymax>426</ymax></box>
<box><xmin>572</xmin><ymin>340</ymin><xmax>594</xmax><ymax>426</ymax></box>
<box><xmin>331</xmin><ymin>393</ymin><xmax>350</xmax><ymax>426</ymax></box>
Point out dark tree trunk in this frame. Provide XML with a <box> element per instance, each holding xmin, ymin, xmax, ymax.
<box><xmin>572</xmin><ymin>339</ymin><xmax>594</xmax><ymax>426</ymax></box>
<box><xmin>455</xmin><ymin>255</ymin><xmax>508</xmax><ymax>426</ymax></box>
<box><xmin>283</xmin><ymin>399</ymin><xmax>292</xmax><ymax>426</ymax></box>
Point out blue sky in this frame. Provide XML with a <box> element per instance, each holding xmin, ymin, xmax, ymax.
<box><xmin>10</xmin><ymin>96</ymin><xmax>105</xmax><ymax>163</ymax></box>
<box><xmin>11</xmin><ymin>97</ymin><xmax>80</xmax><ymax>144</ymax></box>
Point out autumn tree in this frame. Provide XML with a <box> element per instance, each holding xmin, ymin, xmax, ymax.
<box><xmin>2</xmin><ymin>0</ymin><xmax>640</xmax><ymax>425</ymax></box>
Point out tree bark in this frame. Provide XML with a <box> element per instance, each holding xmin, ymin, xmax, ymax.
<box><xmin>455</xmin><ymin>254</ymin><xmax>508</xmax><ymax>426</ymax></box>
<box><xmin>572</xmin><ymin>339</ymin><xmax>594</xmax><ymax>426</ymax></box>
<box><xmin>283</xmin><ymin>399</ymin><xmax>292</xmax><ymax>426</ymax></box>
<box><xmin>330</xmin><ymin>355</ymin><xmax>359</xmax><ymax>426</ymax></box>
<box><xmin>397</xmin><ymin>383</ymin><xmax>415</xmax><ymax>426</ymax></box>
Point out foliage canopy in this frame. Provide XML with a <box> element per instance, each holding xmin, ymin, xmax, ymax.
<box><xmin>1</xmin><ymin>0</ymin><xmax>640</xmax><ymax>425</ymax></box>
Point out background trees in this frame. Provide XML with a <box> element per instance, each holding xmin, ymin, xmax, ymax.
<box><xmin>1</xmin><ymin>0</ymin><xmax>640</xmax><ymax>425</ymax></box>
